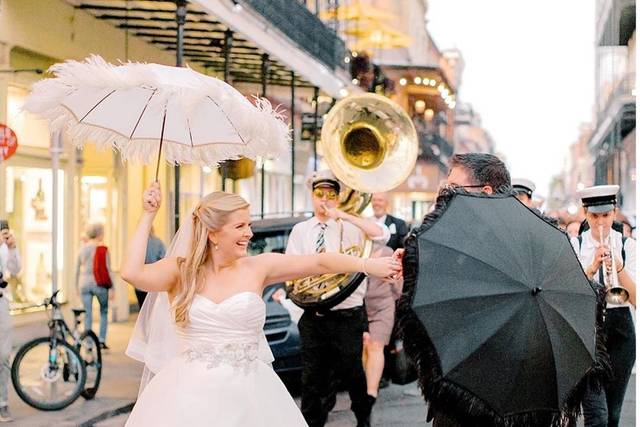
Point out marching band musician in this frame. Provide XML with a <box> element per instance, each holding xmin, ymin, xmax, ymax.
<box><xmin>570</xmin><ymin>184</ymin><xmax>636</xmax><ymax>427</ymax></box>
<box><xmin>285</xmin><ymin>170</ymin><xmax>390</xmax><ymax>427</ymax></box>
<box><xmin>511</xmin><ymin>178</ymin><xmax>536</xmax><ymax>208</ymax></box>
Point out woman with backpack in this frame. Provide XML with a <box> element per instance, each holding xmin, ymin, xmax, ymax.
<box><xmin>75</xmin><ymin>223</ymin><xmax>115</xmax><ymax>349</ymax></box>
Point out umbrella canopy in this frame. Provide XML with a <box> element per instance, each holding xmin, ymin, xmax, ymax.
<box><xmin>22</xmin><ymin>56</ymin><xmax>289</xmax><ymax>169</ymax></box>
<box><xmin>346</xmin><ymin>25</ymin><xmax>412</xmax><ymax>51</ymax></box>
<box><xmin>398</xmin><ymin>188</ymin><xmax>606</xmax><ymax>426</ymax></box>
<box><xmin>319</xmin><ymin>2</ymin><xmax>395</xmax><ymax>22</ymax></box>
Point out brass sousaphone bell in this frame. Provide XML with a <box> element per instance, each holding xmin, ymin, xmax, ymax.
<box><xmin>287</xmin><ymin>93</ymin><xmax>418</xmax><ymax>309</ymax></box>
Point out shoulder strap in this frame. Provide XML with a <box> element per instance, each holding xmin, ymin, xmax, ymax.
<box><xmin>622</xmin><ymin>236</ymin><xmax>627</xmax><ymax>264</ymax></box>
<box><xmin>577</xmin><ymin>235</ymin><xmax>582</xmax><ymax>250</ymax></box>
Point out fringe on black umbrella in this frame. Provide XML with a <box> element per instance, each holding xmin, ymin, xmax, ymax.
<box><xmin>396</xmin><ymin>187</ymin><xmax>611</xmax><ymax>427</ymax></box>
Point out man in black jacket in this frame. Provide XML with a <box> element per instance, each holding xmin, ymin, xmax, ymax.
<box><xmin>371</xmin><ymin>193</ymin><xmax>408</xmax><ymax>251</ymax></box>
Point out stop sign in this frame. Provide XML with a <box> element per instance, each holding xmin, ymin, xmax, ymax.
<box><xmin>0</xmin><ymin>124</ymin><xmax>18</xmax><ymax>161</ymax></box>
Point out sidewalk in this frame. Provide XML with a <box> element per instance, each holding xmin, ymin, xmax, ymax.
<box><xmin>8</xmin><ymin>316</ymin><xmax>141</xmax><ymax>427</ymax></box>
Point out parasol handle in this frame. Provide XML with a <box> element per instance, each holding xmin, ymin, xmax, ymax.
<box><xmin>154</xmin><ymin>111</ymin><xmax>167</xmax><ymax>182</ymax></box>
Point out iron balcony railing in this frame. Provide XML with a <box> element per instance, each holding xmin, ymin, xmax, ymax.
<box><xmin>244</xmin><ymin>0</ymin><xmax>347</xmax><ymax>71</ymax></box>
<box><xmin>417</xmin><ymin>131</ymin><xmax>454</xmax><ymax>172</ymax></box>
<box><xmin>598</xmin><ymin>72</ymin><xmax>635</xmax><ymax>123</ymax></box>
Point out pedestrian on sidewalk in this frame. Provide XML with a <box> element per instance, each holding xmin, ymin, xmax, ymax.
<box><xmin>0</xmin><ymin>222</ymin><xmax>21</xmax><ymax>423</ymax></box>
<box><xmin>75</xmin><ymin>223</ymin><xmax>115</xmax><ymax>350</ymax></box>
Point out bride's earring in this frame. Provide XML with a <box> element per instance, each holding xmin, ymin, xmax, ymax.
<box><xmin>213</xmin><ymin>241</ymin><xmax>219</xmax><ymax>251</ymax></box>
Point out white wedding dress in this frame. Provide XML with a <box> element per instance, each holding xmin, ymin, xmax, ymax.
<box><xmin>125</xmin><ymin>292</ymin><xmax>307</xmax><ymax>426</ymax></box>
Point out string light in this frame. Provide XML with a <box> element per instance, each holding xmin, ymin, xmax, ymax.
<box><xmin>231</xmin><ymin>0</ymin><xmax>242</xmax><ymax>12</ymax></box>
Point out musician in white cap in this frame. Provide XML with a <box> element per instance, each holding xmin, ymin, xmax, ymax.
<box><xmin>570</xmin><ymin>184</ymin><xmax>635</xmax><ymax>427</ymax></box>
<box><xmin>512</xmin><ymin>178</ymin><xmax>536</xmax><ymax>208</ymax></box>
<box><xmin>285</xmin><ymin>169</ymin><xmax>391</xmax><ymax>427</ymax></box>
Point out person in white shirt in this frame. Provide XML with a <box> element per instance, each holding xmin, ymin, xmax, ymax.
<box><xmin>0</xmin><ymin>225</ymin><xmax>21</xmax><ymax>423</ymax></box>
<box><xmin>570</xmin><ymin>184</ymin><xmax>635</xmax><ymax>427</ymax></box>
<box><xmin>285</xmin><ymin>170</ymin><xmax>390</xmax><ymax>427</ymax></box>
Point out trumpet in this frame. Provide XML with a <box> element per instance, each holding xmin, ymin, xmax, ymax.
<box><xmin>598</xmin><ymin>225</ymin><xmax>629</xmax><ymax>304</ymax></box>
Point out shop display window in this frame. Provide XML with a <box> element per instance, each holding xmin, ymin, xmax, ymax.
<box><xmin>5</xmin><ymin>167</ymin><xmax>65</xmax><ymax>311</ymax></box>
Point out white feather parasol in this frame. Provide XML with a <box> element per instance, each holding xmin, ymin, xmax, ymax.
<box><xmin>23</xmin><ymin>55</ymin><xmax>290</xmax><ymax>168</ymax></box>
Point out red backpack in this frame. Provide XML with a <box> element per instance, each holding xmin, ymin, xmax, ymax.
<box><xmin>93</xmin><ymin>246</ymin><xmax>113</xmax><ymax>289</ymax></box>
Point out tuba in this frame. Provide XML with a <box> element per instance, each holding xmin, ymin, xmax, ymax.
<box><xmin>287</xmin><ymin>93</ymin><xmax>418</xmax><ymax>309</ymax></box>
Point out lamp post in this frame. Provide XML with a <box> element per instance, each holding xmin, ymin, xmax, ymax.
<box><xmin>173</xmin><ymin>0</ymin><xmax>187</xmax><ymax>233</ymax></box>
<box><xmin>260</xmin><ymin>53</ymin><xmax>269</xmax><ymax>218</ymax></box>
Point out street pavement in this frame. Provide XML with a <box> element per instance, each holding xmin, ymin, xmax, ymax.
<box><xmin>8</xmin><ymin>315</ymin><xmax>636</xmax><ymax>426</ymax></box>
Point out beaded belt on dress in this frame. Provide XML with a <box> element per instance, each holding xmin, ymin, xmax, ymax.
<box><xmin>182</xmin><ymin>342</ymin><xmax>259</xmax><ymax>372</ymax></box>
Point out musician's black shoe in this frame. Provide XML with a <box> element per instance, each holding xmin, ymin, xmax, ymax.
<box><xmin>355</xmin><ymin>395</ymin><xmax>376</xmax><ymax>427</ymax></box>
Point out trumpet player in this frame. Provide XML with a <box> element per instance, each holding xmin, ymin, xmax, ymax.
<box><xmin>571</xmin><ymin>184</ymin><xmax>635</xmax><ymax>427</ymax></box>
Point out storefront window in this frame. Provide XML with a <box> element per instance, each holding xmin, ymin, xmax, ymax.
<box><xmin>5</xmin><ymin>167</ymin><xmax>65</xmax><ymax>310</ymax></box>
<box><xmin>80</xmin><ymin>176</ymin><xmax>109</xmax><ymax>238</ymax></box>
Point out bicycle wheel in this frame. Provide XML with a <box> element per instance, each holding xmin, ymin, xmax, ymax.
<box><xmin>11</xmin><ymin>337</ymin><xmax>87</xmax><ymax>411</ymax></box>
<box><xmin>78</xmin><ymin>330</ymin><xmax>102</xmax><ymax>399</ymax></box>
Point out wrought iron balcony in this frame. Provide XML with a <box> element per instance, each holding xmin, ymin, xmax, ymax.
<box><xmin>417</xmin><ymin>130</ymin><xmax>454</xmax><ymax>172</ymax></box>
<box><xmin>244</xmin><ymin>0</ymin><xmax>347</xmax><ymax>71</ymax></box>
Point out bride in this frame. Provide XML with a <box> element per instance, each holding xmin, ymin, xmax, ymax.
<box><xmin>121</xmin><ymin>182</ymin><xmax>402</xmax><ymax>426</ymax></box>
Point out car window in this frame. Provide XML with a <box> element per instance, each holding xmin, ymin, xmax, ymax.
<box><xmin>248</xmin><ymin>232</ymin><xmax>290</xmax><ymax>256</ymax></box>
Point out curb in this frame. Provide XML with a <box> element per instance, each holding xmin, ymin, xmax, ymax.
<box><xmin>76</xmin><ymin>402</ymin><xmax>135</xmax><ymax>427</ymax></box>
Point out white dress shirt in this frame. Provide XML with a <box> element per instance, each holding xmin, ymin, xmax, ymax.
<box><xmin>286</xmin><ymin>216</ymin><xmax>390</xmax><ymax>310</ymax></box>
<box><xmin>571</xmin><ymin>229</ymin><xmax>635</xmax><ymax>310</ymax></box>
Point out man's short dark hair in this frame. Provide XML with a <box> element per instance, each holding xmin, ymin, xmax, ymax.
<box><xmin>450</xmin><ymin>153</ymin><xmax>511</xmax><ymax>194</ymax></box>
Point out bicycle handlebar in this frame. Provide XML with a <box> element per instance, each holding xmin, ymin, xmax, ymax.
<box><xmin>43</xmin><ymin>289</ymin><xmax>62</xmax><ymax>308</ymax></box>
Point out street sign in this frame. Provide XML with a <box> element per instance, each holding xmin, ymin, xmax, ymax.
<box><xmin>0</xmin><ymin>124</ymin><xmax>18</xmax><ymax>161</ymax></box>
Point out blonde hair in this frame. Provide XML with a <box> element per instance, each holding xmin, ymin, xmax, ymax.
<box><xmin>173</xmin><ymin>192</ymin><xmax>249</xmax><ymax>326</ymax></box>
<box><xmin>86</xmin><ymin>223</ymin><xmax>104</xmax><ymax>240</ymax></box>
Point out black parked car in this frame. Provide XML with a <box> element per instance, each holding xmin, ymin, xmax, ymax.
<box><xmin>251</xmin><ymin>215</ymin><xmax>415</xmax><ymax>384</ymax></box>
<box><xmin>250</xmin><ymin>216</ymin><xmax>307</xmax><ymax>375</ymax></box>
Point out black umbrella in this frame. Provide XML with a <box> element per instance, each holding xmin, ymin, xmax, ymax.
<box><xmin>398</xmin><ymin>189</ymin><xmax>607</xmax><ymax>427</ymax></box>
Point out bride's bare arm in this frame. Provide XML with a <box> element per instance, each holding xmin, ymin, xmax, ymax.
<box><xmin>121</xmin><ymin>182</ymin><xmax>180</xmax><ymax>292</ymax></box>
<box><xmin>256</xmin><ymin>252</ymin><xmax>402</xmax><ymax>287</ymax></box>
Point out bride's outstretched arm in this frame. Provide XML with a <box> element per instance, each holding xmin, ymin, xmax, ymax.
<box><xmin>257</xmin><ymin>252</ymin><xmax>402</xmax><ymax>287</ymax></box>
<box><xmin>121</xmin><ymin>182</ymin><xmax>180</xmax><ymax>292</ymax></box>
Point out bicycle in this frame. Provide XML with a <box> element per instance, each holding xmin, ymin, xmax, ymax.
<box><xmin>11</xmin><ymin>290</ymin><xmax>103</xmax><ymax>410</ymax></box>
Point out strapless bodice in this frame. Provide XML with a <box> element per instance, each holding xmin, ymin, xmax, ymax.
<box><xmin>176</xmin><ymin>292</ymin><xmax>265</xmax><ymax>345</ymax></box>
<box><xmin>174</xmin><ymin>292</ymin><xmax>268</xmax><ymax>370</ymax></box>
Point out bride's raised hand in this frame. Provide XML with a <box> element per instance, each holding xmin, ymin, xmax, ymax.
<box><xmin>143</xmin><ymin>182</ymin><xmax>161</xmax><ymax>214</ymax></box>
<box><xmin>365</xmin><ymin>256</ymin><xmax>402</xmax><ymax>280</ymax></box>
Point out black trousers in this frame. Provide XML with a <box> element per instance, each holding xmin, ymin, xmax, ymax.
<box><xmin>583</xmin><ymin>307</ymin><xmax>636</xmax><ymax>427</ymax></box>
<box><xmin>299</xmin><ymin>306</ymin><xmax>369</xmax><ymax>427</ymax></box>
